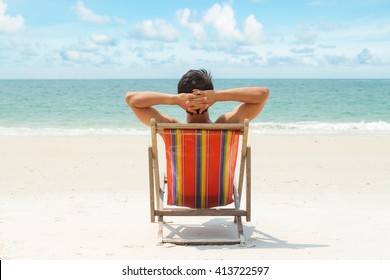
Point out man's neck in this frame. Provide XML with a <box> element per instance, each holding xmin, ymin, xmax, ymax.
<box><xmin>186</xmin><ymin>112</ymin><xmax>212</xmax><ymax>123</ymax></box>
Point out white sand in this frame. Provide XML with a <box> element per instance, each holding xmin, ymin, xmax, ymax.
<box><xmin>1</xmin><ymin>135</ymin><xmax>389</xmax><ymax>259</ymax></box>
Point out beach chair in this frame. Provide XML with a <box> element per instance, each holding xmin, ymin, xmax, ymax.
<box><xmin>148</xmin><ymin>118</ymin><xmax>251</xmax><ymax>245</ymax></box>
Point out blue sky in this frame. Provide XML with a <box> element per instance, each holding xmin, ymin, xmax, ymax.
<box><xmin>0</xmin><ymin>0</ymin><xmax>389</xmax><ymax>78</ymax></box>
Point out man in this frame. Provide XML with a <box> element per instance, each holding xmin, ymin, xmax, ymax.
<box><xmin>125</xmin><ymin>69</ymin><xmax>269</xmax><ymax>126</ymax></box>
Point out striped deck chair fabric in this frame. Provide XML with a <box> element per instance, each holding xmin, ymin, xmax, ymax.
<box><xmin>163</xmin><ymin>128</ymin><xmax>240</xmax><ymax>209</ymax></box>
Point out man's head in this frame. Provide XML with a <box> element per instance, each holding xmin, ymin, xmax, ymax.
<box><xmin>178</xmin><ymin>69</ymin><xmax>213</xmax><ymax>115</ymax></box>
<box><xmin>177</xmin><ymin>69</ymin><xmax>214</xmax><ymax>94</ymax></box>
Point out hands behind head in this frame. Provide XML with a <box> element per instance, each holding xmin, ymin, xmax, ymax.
<box><xmin>179</xmin><ymin>89</ymin><xmax>215</xmax><ymax>115</ymax></box>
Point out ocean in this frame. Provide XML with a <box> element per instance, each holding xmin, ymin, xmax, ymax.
<box><xmin>0</xmin><ymin>79</ymin><xmax>389</xmax><ymax>135</ymax></box>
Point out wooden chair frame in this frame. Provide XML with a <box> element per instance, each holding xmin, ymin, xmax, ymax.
<box><xmin>148</xmin><ymin>118</ymin><xmax>251</xmax><ymax>245</ymax></box>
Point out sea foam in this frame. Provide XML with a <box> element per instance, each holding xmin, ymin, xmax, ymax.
<box><xmin>1</xmin><ymin>121</ymin><xmax>389</xmax><ymax>136</ymax></box>
<box><xmin>0</xmin><ymin>127</ymin><xmax>149</xmax><ymax>136</ymax></box>
<box><xmin>250</xmin><ymin>121</ymin><xmax>390</xmax><ymax>135</ymax></box>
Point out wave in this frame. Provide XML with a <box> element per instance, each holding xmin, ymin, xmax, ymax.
<box><xmin>1</xmin><ymin>121</ymin><xmax>389</xmax><ymax>136</ymax></box>
<box><xmin>0</xmin><ymin>127</ymin><xmax>149</xmax><ymax>136</ymax></box>
<box><xmin>250</xmin><ymin>121</ymin><xmax>390</xmax><ymax>135</ymax></box>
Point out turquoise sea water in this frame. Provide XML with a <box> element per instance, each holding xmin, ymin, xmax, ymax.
<box><xmin>0</xmin><ymin>79</ymin><xmax>389</xmax><ymax>135</ymax></box>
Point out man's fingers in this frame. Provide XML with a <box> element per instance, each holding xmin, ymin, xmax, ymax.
<box><xmin>185</xmin><ymin>92</ymin><xmax>210</xmax><ymax>114</ymax></box>
<box><xmin>187</xmin><ymin>103</ymin><xmax>208</xmax><ymax>113</ymax></box>
<box><xmin>187</xmin><ymin>97</ymin><xmax>208</xmax><ymax>105</ymax></box>
<box><xmin>187</xmin><ymin>94</ymin><xmax>206</xmax><ymax>101</ymax></box>
<box><xmin>199</xmin><ymin>105</ymin><xmax>209</xmax><ymax>114</ymax></box>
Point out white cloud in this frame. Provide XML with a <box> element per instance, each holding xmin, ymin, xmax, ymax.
<box><xmin>59</xmin><ymin>32</ymin><xmax>121</xmax><ymax>66</ymax></box>
<box><xmin>60</xmin><ymin>45</ymin><xmax>118</xmax><ymax>66</ymax></box>
<box><xmin>203</xmin><ymin>3</ymin><xmax>242</xmax><ymax>41</ymax></box>
<box><xmin>61</xmin><ymin>50</ymin><xmax>83</xmax><ymax>62</ymax></box>
<box><xmin>114</xmin><ymin>17</ymin><xmax>126</xmax><ymax>25</ymax></box>
<box><xmin>89</xmin><ymin>33</ymin><xmax>117</xmax><ymax>46</ymax></box>
<box><xmin>354</xmin><ymin>48</ymin><xmax>379</xmax><ymax>65</ymax></box>
<box><xmin>176</xmin><ymin>8</ymin><xmax>206</xmax><ymax>40</ymax></box>
<box><xmin>134</xmin><ymin>19</ymin><xmax>179</xmax><ymax>41</ymax></box>
<box><xmin>0</xmin><ymin>0</ymin><xmax>25</xmax><ymax>33</ymax></box>
<box><xmin>242</xmin><ymin>14</ymin><xmax>264</xmax><ymax>44</ymax></box>
<box><xmin>318</xmin><ymin>44</ymin><xmax>336</xmax><ymax>49</ymax></box>
<box><xmin>178</xmin><ymin>3</ymin><xmax>264</xmax><ymax>44</ymax></box>
<box><xmin>295</xmin><ymin>31</ymin><xmax>317</xmax><ymax>44</ymax></box>
<box><xmin>290</xmin><ymin>47</ymin><xmax>316</xmax><ymax>54</ymax></box>
<box><xmin>72</xmin><ymin>1</ymin><xmax>110</xmax><ymax>24</ymax></box>
<box><xmin>324</xmin><ymin>54</ymin><xmax>349</xmax><ymax>65</ymax></box>
<box><xmin>267</xmin><ymin>55</ymin><xmax>297</xmax><ymax>66</ymax></box>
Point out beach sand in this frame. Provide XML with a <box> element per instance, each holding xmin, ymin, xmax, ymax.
<box><xmin>1</xmin><ymin>134</ymin><xmax>389</xmax><ymax>260</ymax></box>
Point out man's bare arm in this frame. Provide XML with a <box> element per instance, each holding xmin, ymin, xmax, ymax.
<box><xmin>125</xmin><ymin>91</ymin><xmax>200</xmax><ymax>126</ymax></box>
<box><xmin>192</xmin><ymin>87</ymin><xmax>269</xmax><ymax>123</ymax></box>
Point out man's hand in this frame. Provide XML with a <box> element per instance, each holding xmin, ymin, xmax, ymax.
<box><xmin>175</xmin><ymin>93</ymin><xmax>192</xmax><ymax>112</ymax></box>
<box><xmin>190</xmin><ymin>90</ymin><xmax>217</xmax><ymax>113</ymax></box>
<box><xmin>177</xmin><ymin>92</ymin><xmax>209</xmax><ymax>114</ymax></box>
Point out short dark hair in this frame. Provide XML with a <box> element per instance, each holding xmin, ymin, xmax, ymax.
<box><xmin>177</xmin><ymin>69</ymin><xmax>214</xmax><ymax>94</ymax></box>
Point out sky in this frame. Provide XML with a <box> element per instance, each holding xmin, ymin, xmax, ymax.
<box><xmin>0</xmin><ymin>0</ymin><xmax>389</xmax><ymax>79</ymax></box>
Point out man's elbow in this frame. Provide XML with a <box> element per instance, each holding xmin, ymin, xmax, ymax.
<box><xmin>125</xmin><ymin>92</ymin><xmax>136</xmax><ymax>107</ymax></box>
<box><xmin>257</xmin><ymin>87</ymin><xmax>269</xmax><ymax>102</ymax></box>
<box><xmin>265</xmin><ymin>88</ymin><xmax>270</xmax><ymax>100</ymax></box>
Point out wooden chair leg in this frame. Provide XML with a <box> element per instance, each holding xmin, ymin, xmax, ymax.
<box><xmin>236</xmin><ymin>216</ymin><xmax>245</xmax><ymax>246</ymax></box>
<box><xmin>148</xmin><ymin>147</ymin><xmax>155</xmax><ymax>223</ymax></box>
<box><xmin>157</xmin><ymin>216</ymin><xmax>164</xmax><ymax>245</ymax></box>
<box><xmin>246</xmin><ymin>146</ymin><xmax>251</xmax><ymax>222</ymax></box>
